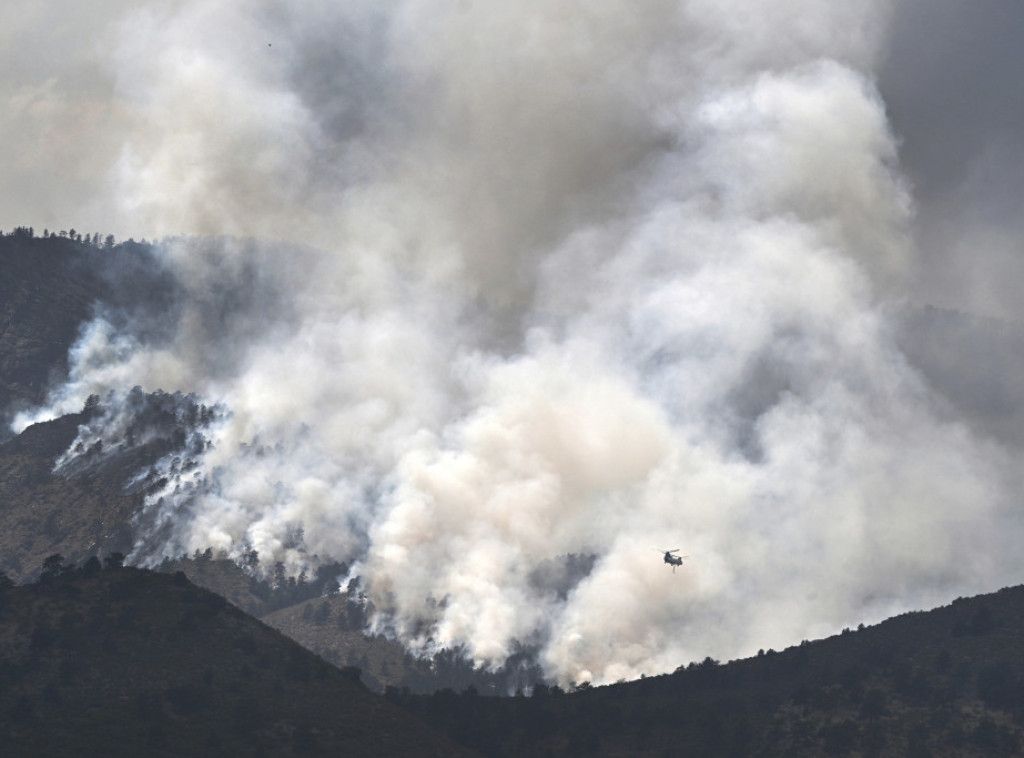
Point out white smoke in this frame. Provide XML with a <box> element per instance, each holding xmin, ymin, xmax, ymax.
<box><xmin>7</xmin><ymin>0</ymin><xmax>1024</xmax><ymax>685</ymax></box>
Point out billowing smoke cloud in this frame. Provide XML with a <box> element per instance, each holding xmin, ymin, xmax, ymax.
<box><xmin>7</xmin><ymin>1</ymin><xmax>1024</xmax><ymax>685</ymax></box>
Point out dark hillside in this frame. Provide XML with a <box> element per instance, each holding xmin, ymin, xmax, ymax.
<box><xmin>0</xmin><ymin>233</ymin><xmax>103</xmax><ymax>423</ymax></box>
<box><xmin>0</xmin><ymin>231</ymin><xmax>173</xmax><ymax>433</ymax></box>
<box><xmin>0</xmin><ymin>565</ymin><xmax>476</xmax><ymax>757</ymax></box>
<box><xmin>395</xmin><ymin>585</ymin><xmax>1024</xmax><ymax>757</ymax></box>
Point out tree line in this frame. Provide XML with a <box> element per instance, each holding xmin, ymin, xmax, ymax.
<box><xmin>1</xmin><ymin>225</ymin><xmax>160</xmax><ymax>250</ymax></box>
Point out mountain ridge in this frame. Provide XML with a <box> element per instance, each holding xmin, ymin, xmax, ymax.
<box><xmin>393</xmin><ymin>582</ymin><xmax>1024</xmax><ymax>756</ymax></box>
<box><xmin>0</xmin><ymin>564</ymin><xmax>478</xmax><ymax>757</ymax></box>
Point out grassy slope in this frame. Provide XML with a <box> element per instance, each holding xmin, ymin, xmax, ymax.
<box><xmin>0</xmin><ymin>414</ymin><xmax>140</xmax><ymax>580</ymax></box>
<box><xmin>0</xmin><ymin>411</ymin><xmax>180</xmax><ymax>582</ymax></box>
<box><xmin>260</xmin><ymin>594</ymin><xmax>427</xmax><ymax>692</ymax></box>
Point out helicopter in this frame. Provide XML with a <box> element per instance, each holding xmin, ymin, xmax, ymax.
<box><xmin>654</xmin><ymin>549</ymin><xmax>689</xmax><ymax>573</ymax></box>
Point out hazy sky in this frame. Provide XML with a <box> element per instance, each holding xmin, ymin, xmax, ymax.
<box><xmin>5</xmin><ymin>1</ymin><xmax>1024</xmax><ymax>685</ymax></box>
<box><xmin>879</xmin><ymin>0</ymin><xmax>1024</xmax><ymax>321</ymax></box>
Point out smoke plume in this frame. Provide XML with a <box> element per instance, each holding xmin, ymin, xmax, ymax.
<box><xmin>6</xmin><ymin>1</ymin><xmax>1024</xmax><ymax>685</ymax></box>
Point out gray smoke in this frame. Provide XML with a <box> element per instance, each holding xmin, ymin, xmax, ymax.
<box><xmin>6</xmin><ymin>1</ymin><xmax>1024</xmax><ymax>685</ymax></box>
<box><xmin>881</xmin><ymin>0</ymin><xmax>1024</xmax><ymax>323</ymax></box>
